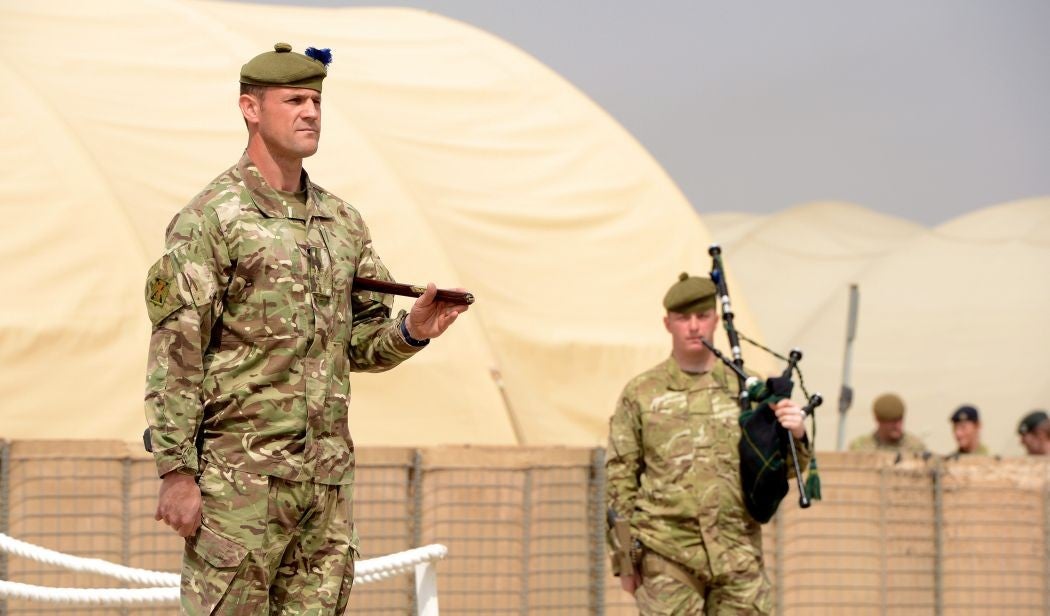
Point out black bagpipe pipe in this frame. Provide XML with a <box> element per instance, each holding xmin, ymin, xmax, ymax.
<box><xmin>708</xmin><ymin>245</ymin><xmax>749</xmax><ymax>409</ymax></box>
<box><xmin>706</xmin><ymin>245</ymin><xmax>824</xmax><ymax>523</ymax></box>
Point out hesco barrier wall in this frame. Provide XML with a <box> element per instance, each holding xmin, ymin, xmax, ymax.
<box><xmin>0</xmin><ymin>441</ymin><xmax>1048</xmax><ymax>615</ymax></box>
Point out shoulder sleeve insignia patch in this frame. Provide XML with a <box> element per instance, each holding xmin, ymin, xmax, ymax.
<box><xmin>148</xmin><ymin>277</ymin><xmax>169</xmax><ymax>306</ymax></box>
<box><xmin>144</xmin><ymin>251</ymin><xmax>189</xmax><ymax>326</ymax></box>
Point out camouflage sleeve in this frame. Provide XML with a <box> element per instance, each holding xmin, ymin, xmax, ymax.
<box><xmin>144</xmin><ymin>208</ymin><xmax>231</xmax><ymax>478</ymax></box>
<box><xmin>605</xmin><ymin>388</ymin><xmax>643</xmax><ymax>575</ymax></box>
<box><xmin>606</xmin><ymin>389</ymin><xmax>643</xmax><ymax>520</ymax></box>
<box><xmin>346</xmin><ymin>223</ymin><xmax>425</xmax><ymax>373</ymax></box>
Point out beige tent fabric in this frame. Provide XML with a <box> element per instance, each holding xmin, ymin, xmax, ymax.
<box><xmin>782</xmin><ymin>198</ymin><xmax>1050</xmax><ymax>456</ymax></box>
<box><xmin>702</xmin><ymin>211</ymin><xmax>765</xmax><ymax>246</ymax></box>
<box><xmin>0</xmin><ymin>1</ymin><xmax>768</xmax><ymax>446</ymax></box>
<box><xmin>704</xmin><ymin>201</ymin><xmax>926</xmax><ymax>352</ymax></box>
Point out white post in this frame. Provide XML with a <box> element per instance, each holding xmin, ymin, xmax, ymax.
<box><xmin>414</xmin><ymin>560</ymin><xmax>440</xmax><ymax>616</ymax></box>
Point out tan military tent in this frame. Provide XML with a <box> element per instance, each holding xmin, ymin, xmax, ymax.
<box><xmin>705</xmin><ymin>201</ymin><xmax>925</xmax><ymax>352</ymax></box>
<box><xmin>708</xmin><ymin>198</ymin><xmax>1050</xmax><ymax>456</ymax></box>
<box><xmin>0</xmin><ymin>0</ymin><xmax>771</xmax><ymax>447</ymax></box>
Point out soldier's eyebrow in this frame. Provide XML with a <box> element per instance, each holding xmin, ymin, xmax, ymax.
<box><xmin>281</xmin><ymin>93</ymin><xmax>321</xmax><ymax>105</ymax></box>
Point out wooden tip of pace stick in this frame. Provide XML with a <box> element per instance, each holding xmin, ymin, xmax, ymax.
<box><xmin>435</xmin><ymin>290</ymin><xmax>474</xmax><ymax>305</ymax></box>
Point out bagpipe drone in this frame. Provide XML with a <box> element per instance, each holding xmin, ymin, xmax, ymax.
<box><xmin>705</xmin><ymin>245</ymin><xmax>823</xmax><ymax>523</ymax></box>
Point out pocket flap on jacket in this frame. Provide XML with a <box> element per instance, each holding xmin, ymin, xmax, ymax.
<box><xmin>191</xmin><ymin>524</ymin><xmax>248</xmax><ymax>569</ymax></box>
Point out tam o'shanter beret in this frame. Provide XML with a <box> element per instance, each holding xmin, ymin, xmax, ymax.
<box><xmin>872</xmin><ymin>393</ymin><xmax>905</xmax><ymax>421</ymax></box>
<box><xmin>240</xmin><ymin>43</ymin><xmax>332</xmax><ymax>92</ymax></box>
<box><xmin>663</xmin><ymin>272</ymin><xmax>717</xmax><ymax>314</ymax></box>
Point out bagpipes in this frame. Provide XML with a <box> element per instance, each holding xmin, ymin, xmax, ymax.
<box><xmin>706</xmin><ymin>245</ymin><xmax>823</xmax><ymax>523</ymax></box>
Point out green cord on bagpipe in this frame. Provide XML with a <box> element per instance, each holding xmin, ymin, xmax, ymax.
<box><xmin>707</xmin><ymin>245</ymin><xmax>823</xmax><ymax>523</ymax></box>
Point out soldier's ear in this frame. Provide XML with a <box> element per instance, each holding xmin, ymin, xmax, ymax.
<box><xmin>239</xmin><ymin>93</ymin><xmax>262</xmax><ymax>125</ymax></box>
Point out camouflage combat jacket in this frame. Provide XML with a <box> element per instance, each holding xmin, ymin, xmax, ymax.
<box><xmin>605</xmin><ymin>357</ymin><xmax>811</xmax><ymax>577</ymax></box>
<box><xmin>145</xmin><ymin>152</ymin><xmax>424</xmax><ymax>485</ymax></box>
<box><xmin>848</xmin><ymin>431</ymin><xmax>927</xmax><ymax>454</ymax></box>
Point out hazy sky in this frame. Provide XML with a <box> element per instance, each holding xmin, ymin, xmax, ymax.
<box><xmin>238</xmin><ymin>0</ymin><xmax>1050</xmax><ymax>226</ymax></box>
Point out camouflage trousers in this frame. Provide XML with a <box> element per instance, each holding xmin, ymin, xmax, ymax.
<box><xmin>635</xmin><ymin>550</ymin><xmax>772</xmax><ymax>615</ymax></box>
<box><xmin>180</xmin><ymin>460</ymin><xmax>358</xmax><ymax>615</ymax></box>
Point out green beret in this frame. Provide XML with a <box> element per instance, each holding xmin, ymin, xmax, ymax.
<box><xmin>872</xmin><ymin>393</ymin><xmax>905</xmax><ymax>421</ymax></box>
<box><xmin>240</xmin><ymin>42</ymin><xmax>330</xmax><ymax>92</ymax></box>
<box><xmin>663</xmin><ymin>272</ymin><xmax>717</xmax><ymax>314</ymax></box>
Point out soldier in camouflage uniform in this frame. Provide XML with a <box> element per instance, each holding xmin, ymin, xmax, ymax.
<box><xmin>848</xmin><ymin>393</ymin><xmax>927</xmax><ymax>455</ymax></box>
<box><xmin>606</xmin><ymin>273</ymin><xmax>810</xmax><ymax>615</ymax></box>
<box><xmin>145</xmin><ymin>43</ymin><xmax>468</xmax><ymax>614</ymax></box>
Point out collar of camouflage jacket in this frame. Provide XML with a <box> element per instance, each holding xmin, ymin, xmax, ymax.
<box><xmin>237</xmin><ymin>151</ymin><xmax>335</xmax><ymax>221</ymax></box>
<box><xmin>662</xmin><ymin>356</ymin><xmax>734</xmax><ymax>393</ymax></box>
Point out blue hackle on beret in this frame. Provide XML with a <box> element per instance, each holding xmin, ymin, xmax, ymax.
<box><xmin>305</xmin><ymin>47</ymin><xmax>333</xmax><ymax>67</ymax></box>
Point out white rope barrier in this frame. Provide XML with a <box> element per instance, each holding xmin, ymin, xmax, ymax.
<box><xmin>0</xmin><ymin>580</ymin><xmax>178</xmax><ymax>606</ymax></box>
<box><xmin>355</xmin><ymin>544</ymin><xmax>448</xmax><ymax>584</ymax></box>
<box><xmin>0</xmin><ymin>532</ymin><xmax>447</xmax><ymax>610</ymax></box>
<box><xmin>0</xmin><ymin>533</ymin><xmax>179</xmax><ymax>586</ymax></box>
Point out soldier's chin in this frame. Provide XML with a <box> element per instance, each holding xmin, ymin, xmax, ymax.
<box><xmin>294</xmin><ymin>134</ymin><xmax>320</xmax><ymax>157</ymax></box>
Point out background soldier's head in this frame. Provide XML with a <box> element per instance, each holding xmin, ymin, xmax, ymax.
<box><xmin>871</xmin><ymin>393</ymin><xmax>906</xmax><ymax>444</ymax></box>
<box><xmin>950</xmin><ymin>405</ymin><xmax>982</xmax><ymax>453</ymax></box>
<box><xmin>1017</xmin><ymin>410</ymin><xmax>1049</xmax><ymax>455</ymax></box>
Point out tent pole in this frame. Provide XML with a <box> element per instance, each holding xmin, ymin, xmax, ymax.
<box><xmin>490</xmin><ymin>367</ymin><xmax>526</xmax><ymax>445</ymax></box>
<box><xmin>836</xmin><ymin>284</ymin><xmax>860</xmax><ymax>451</ymax></box>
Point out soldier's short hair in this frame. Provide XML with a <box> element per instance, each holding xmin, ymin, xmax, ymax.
<box><xmin>239</xmin><ymin>83</ymin><xmax>269</xmax><ymax>100</ymax></box>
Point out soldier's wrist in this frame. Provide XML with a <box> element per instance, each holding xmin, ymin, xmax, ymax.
<box><xmin>399</xmin><ymin>316</ymin><xmax>429</xmax><ymax>347</ymax></box>
<box><xmin>161</xmin><ymin>468</ymin><xmax>196</xmax><ymax>481</ymax></box>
